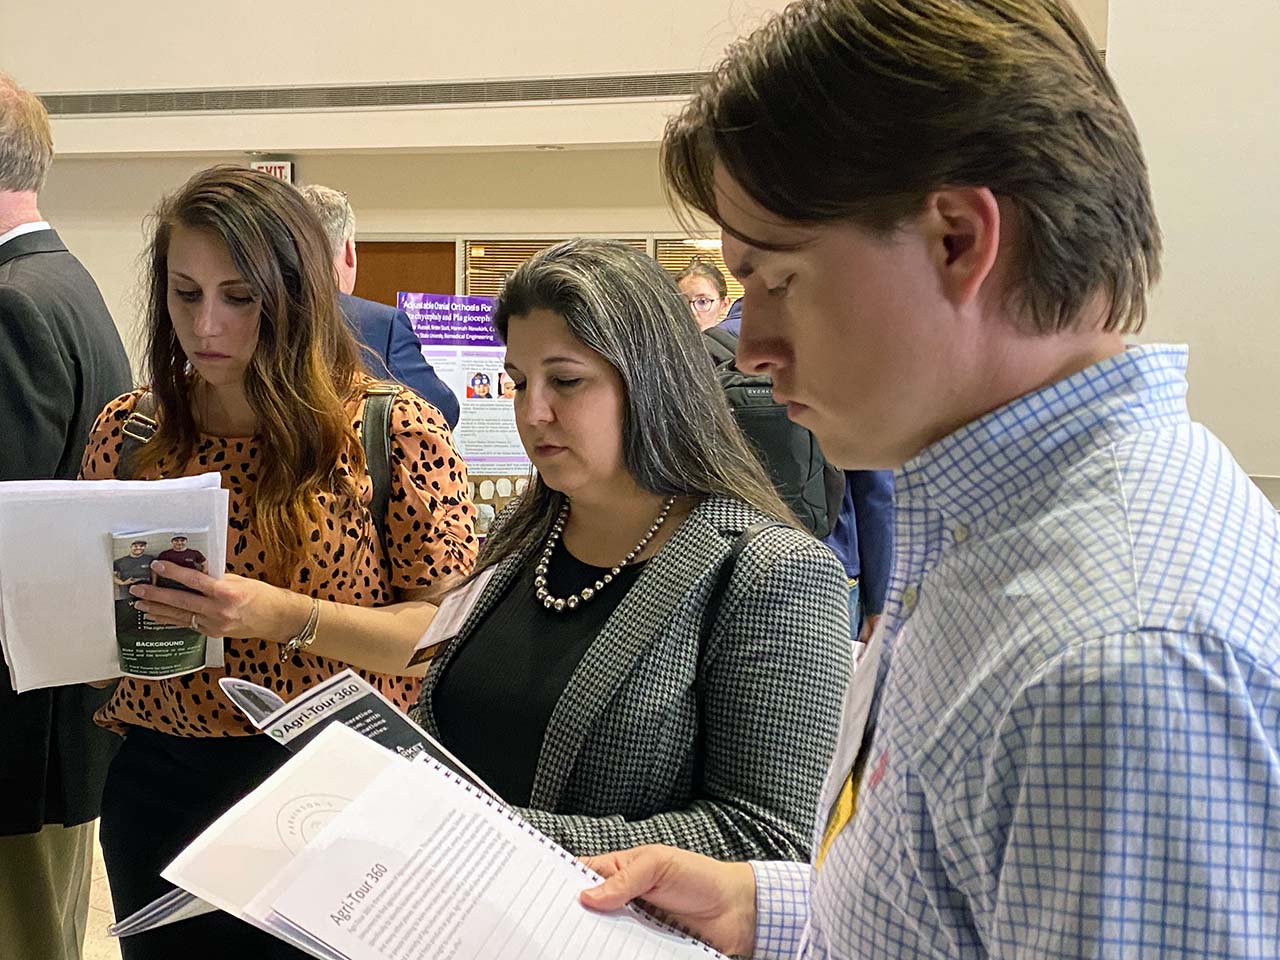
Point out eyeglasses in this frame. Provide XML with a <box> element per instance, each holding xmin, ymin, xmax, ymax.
<box><xmin>687</xmin><ymin>296</ymin><xmax>721</xmax><ymax>313</ymax></box>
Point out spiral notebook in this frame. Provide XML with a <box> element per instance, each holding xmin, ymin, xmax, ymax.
<box><xmin>161</xmin><ymin>723</ymin><xmax>725</xmax><ymax>959</ymax></box>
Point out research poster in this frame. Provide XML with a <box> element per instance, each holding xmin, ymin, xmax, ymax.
<box><xmin>398</xmin><ymin>292</ymin><xmax>531</xmax><ymax>535</ymax></box>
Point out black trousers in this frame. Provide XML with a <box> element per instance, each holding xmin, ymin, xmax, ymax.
<box><xmin>99</xmin><ymin>727</ymin><xmax>307</xmax><ymax>959</ymax></box>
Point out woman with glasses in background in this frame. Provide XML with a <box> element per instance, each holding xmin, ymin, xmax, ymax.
<box><xmin>675</xmin><ymin>256</ymin><xmax>730</xmax><ymax>330</ymax></box>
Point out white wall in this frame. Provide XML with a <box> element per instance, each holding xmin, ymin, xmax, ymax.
<box><xmin>6</xmin><ymin>0</ymin><xmax>1106</xmax><ymax>157</ymax></box>
<box><xmin>38</xmin><ymin>148</ymin><xmax>677</xmax><ymax>363</ymax></box>
<box><xmin>5</xmin><ymin>0</ymin><xmax>1108</xmax><ymax>93</ymax></box>
<box><xmin>43</xmin><ymin>101</ymin><xmax>681</xmax><ymax>157</ymax></box>
<box><xmin>3</xmin><ymin>1</ymin><xmax>783</xmax><ymax>92</ymax></box>
<box><xmin>14</xmin><ymin>0</ymin><xmax>1110</xmax><ymax>159</ymax></box>
<box><xmin>1074</xmin><ymin>0</ymin><xmax>1109</xmax><ymax>48</ymax></box>
<box><xmin>3</xmin><ymin>0</ymin><xmax>789</xmax><ymax>156</ymax></box>
<box><xmin>1108</xmin><ymin>0</ymin><xmax>1280</xmax><ymax>478</ymax></box>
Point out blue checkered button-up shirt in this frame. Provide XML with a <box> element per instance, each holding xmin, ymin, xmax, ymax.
<box><xmin>752</xmin><ymin>345</ymin><xmax>1280</xmax><ymax>959</ymax></box>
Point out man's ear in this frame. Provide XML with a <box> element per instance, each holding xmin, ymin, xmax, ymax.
<box><xmin>344</xmin><ymin>237</ymin><xmax>358</xmax><ymax>272</ymax></box>
<box><xmin>922</xmin><ymin>187</ymin><xmax>1001</xmax><ymax>309</ymax></box>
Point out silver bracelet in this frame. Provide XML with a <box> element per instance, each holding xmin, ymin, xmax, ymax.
<box><xmin>280</xmin><ymin>597</ymin><xmax>320</xmax><ymax>661</ymax></box>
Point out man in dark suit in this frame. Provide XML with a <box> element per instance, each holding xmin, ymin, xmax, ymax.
<box><xmin>0</xmin><ymin>73</ymin><xmax>132</xmax><ymax>959</ymax></box>
<box><xmin>298</xmin><ymin>183</ymin><xmax>460</xmax><ymax>428</ymax></box>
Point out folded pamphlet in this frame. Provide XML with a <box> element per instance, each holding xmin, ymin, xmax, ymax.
<box><xmin>111</xmin><ymin>528</ymin><xmax>210</xmax><ymax>679</ymax></box>
<box><xmin>221</xmin><ymin>669</ymin><xmax>495</xmax><ymax>794</ymax></box>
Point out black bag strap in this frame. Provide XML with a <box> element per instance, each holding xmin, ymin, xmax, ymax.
<box><xmin>698</xmin><ymin>520</ymin><xmax>785</xmax><ymax>653</ymax></box>
<box><xmin>118</xmin><ymin>383</ymin><xmax>400</xmax><ymax>549</ymax></box>
<box><xmin>822</xmin><ymin>463</ymin><xmax>847</xmax><ymax>538</ymax></box>
<box><xmin>117</xmin><ymin>391</ymin><xmax>160</xmax><ymax>479</ymax></box>
<box><xmin>702</xmin><ymin>325</ymin><xmax>739</xmax><ymax>367</ymax></box>
<box><xmin>361</xmin><ymin>381</ymin><xmax>400</xmax><ymax>548</ymax></box>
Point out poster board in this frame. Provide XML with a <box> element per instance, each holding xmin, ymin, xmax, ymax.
<box><xmin>398</xmin><ymin>292</ymin><xmax>531</xmax><ymax>535</ymax></box>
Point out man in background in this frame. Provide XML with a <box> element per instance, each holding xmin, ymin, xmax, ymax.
<box><xmin>113</xmin><ymin>540</ymin><xmax>155</xmax><ymax>632</ymax></box>
<box><xmin>0</xmin><ymin>72</ymin><xmax>132</xmax><ymax>960</ymax></box>
<box><xmin>298</xmin><ymin>183</ymin><xmax>460</xmax><ymax>428</ymax></box>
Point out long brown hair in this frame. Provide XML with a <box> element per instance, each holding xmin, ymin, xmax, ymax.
<box><xmin>134</xmin><ymin>165</ymin><xmax>366</xmax><ymax>582</ymax></box>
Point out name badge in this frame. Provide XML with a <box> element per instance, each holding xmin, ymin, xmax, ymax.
<box><xmin>814</xmin><ymin>620</ymin><xmax>889</xmax><ymax>866</ymax></box>
<box><xmin>406</xmin><ymin>567</ymin><xmax>496</xmax><ymax>667</ymax></box>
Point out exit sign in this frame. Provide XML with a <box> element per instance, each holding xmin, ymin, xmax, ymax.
<box><xmin>249</xmin><ymin>160</ymin><xmax>293</xmax><ymax>183</ymax></box>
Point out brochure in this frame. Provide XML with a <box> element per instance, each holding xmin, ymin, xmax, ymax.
<box><xmin>111</xmin><ymin>528</ymin><xmax>210</xmax><ymax>678</ymax></box>
<box><xmin>111</xmin><ymin>669</ymin><xmax>495</xmax><ymax>939</ymax></box>
<box><xmin>221</xmin><ymin>669</ymin><xmax>495</xmax><ymax>794</ymax></box>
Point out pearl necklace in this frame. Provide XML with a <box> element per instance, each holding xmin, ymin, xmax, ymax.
<box><xmin>534</xmin><ymin>496</ymin><xmax>676</xmax><ymax>613</ymax></box>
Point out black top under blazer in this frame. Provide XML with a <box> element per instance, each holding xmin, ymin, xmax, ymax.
<box><xmin>414</xmin><ymin>496</ymin><xmax>852</xmax><ymax>861</ymax></box>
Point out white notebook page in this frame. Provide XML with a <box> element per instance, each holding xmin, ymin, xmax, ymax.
<box><xmin>264</xmin><ymin>735</ymin><xmax>724</xmax><ymax>960</ymax></box>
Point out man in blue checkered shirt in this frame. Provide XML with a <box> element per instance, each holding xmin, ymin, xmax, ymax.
<box><xmin>581</xmin><ymin>1</ymin><xmax>1280</xmax><ymax>957</ymax></box>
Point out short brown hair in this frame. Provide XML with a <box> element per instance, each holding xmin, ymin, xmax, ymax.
<box><xmin>675</xmin><ymin>257</ymin><xmax>728</xmax><ymax>299</ymax></box>
<box><xmin>0</xmin><ymin>74</ymin><xmax>54</xmax><ymax>193</ymax></box>
<box><xmin>663</xmin><ymin>0</ymin><xmax>1161</xmax><ymax>335</ymax></box>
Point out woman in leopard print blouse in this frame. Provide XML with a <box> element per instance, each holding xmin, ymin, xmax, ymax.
<box><xmin>79</xmin><ymin>167</ymin><xmax>476</xmax><ymax>959</ymax></box>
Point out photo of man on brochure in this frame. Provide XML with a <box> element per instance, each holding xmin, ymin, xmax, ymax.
<box><xmin>111</xmin><ymin>529</ymin><xmax>209</xmax><ymax>677</ymax></box>
<box><xmin>155</xmin><ymin>534</ymin><xmax>208</xmax><ymax>592</ymax></box>
<box><xmin>112</xmin><ymin>538</ymin><xmax>156</xmax><ymax>634</ymax></box>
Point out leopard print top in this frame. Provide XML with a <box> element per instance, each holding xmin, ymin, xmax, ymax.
<box><xmin>80</xmin><ymin>382</ymin><xmax>477</xmax><ymax>736</ymax></box>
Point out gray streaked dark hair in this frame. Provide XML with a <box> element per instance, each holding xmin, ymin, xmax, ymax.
<box><xmin>296</xmin><ymin>183</ymin><xmax>355</xmax><ymax>255</ymax></box>
<box><xmin>0</xmin><ymin>74</ymin><xmax>54</xmax><ymax>193</ymax></box>
<box><xmin>476</xmin><ymin>238</ymin><xmax>797</xmax><ymax>575</ymax></box>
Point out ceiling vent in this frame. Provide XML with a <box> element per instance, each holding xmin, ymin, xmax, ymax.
<box><xmin>40</xmin><ymin>72</ymin><xmax>710</xmax><ymax>117</ymax></box>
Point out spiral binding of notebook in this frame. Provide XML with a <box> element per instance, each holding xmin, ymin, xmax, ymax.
<box><xmin>424</xmin><ymin>755</ymin><xmax>728</xmax><ymax>958</ymax></box>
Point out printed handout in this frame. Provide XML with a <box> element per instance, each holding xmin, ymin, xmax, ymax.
<box><xmin>153</xmin><ymin>725</ymin><xmax>726</xmax><ymax>960</ymax></box>
<box><xmin>221</xmin><ymin>668</ymin><xmax>495</xmax><ymax>795</ymax></box>
<box><xmin>112</xmin><ymin>668</ymin><xmax>495</xmax><ymax>940</ymax></box>
<box><xmin>0</xmin><ymin>473</ymin><xmax>228</xmax><ymax>692</ymax></box>
<box><xmin>111</xmin><ymin>528</ymin><xmax>211</xmax><ymax>679</ymax></box>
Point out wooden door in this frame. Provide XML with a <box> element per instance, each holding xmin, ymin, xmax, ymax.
<box><xmin>352</xmin><ymin>241</ymin><xmax>455</xmax><ymax>306</ymax></box>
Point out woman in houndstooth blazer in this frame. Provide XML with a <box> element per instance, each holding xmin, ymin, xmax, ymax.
<box><xmin>414</xmin><ymin>240</ymin><xmax>851</xmax><ymax>862</ymax></box>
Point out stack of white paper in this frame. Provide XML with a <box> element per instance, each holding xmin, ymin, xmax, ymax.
<box><xmin>0</xmin><ymin>473</ymin><xmax>229</xmax><ymax>692</ymax></box>
<box><xmin>158</xmin><ymin>725</ymin><xmax>727</xmax><ymax>960</ymax></box>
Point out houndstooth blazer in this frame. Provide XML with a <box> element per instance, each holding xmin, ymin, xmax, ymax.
<box><xmin>413</xmin><ymin>496</ymin><xmax>852</xmax><ymax>861</ymax></box>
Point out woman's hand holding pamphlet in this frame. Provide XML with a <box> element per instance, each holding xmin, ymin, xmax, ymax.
<box><xmin>111</xmin><ymin>528</ymin><xmax>212</xmax><ymax>678</ymax></box>
<box><xmin>0</xmin><ymin>473</ymin><xmax>228</xmax><ymax>692</ymax></box>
